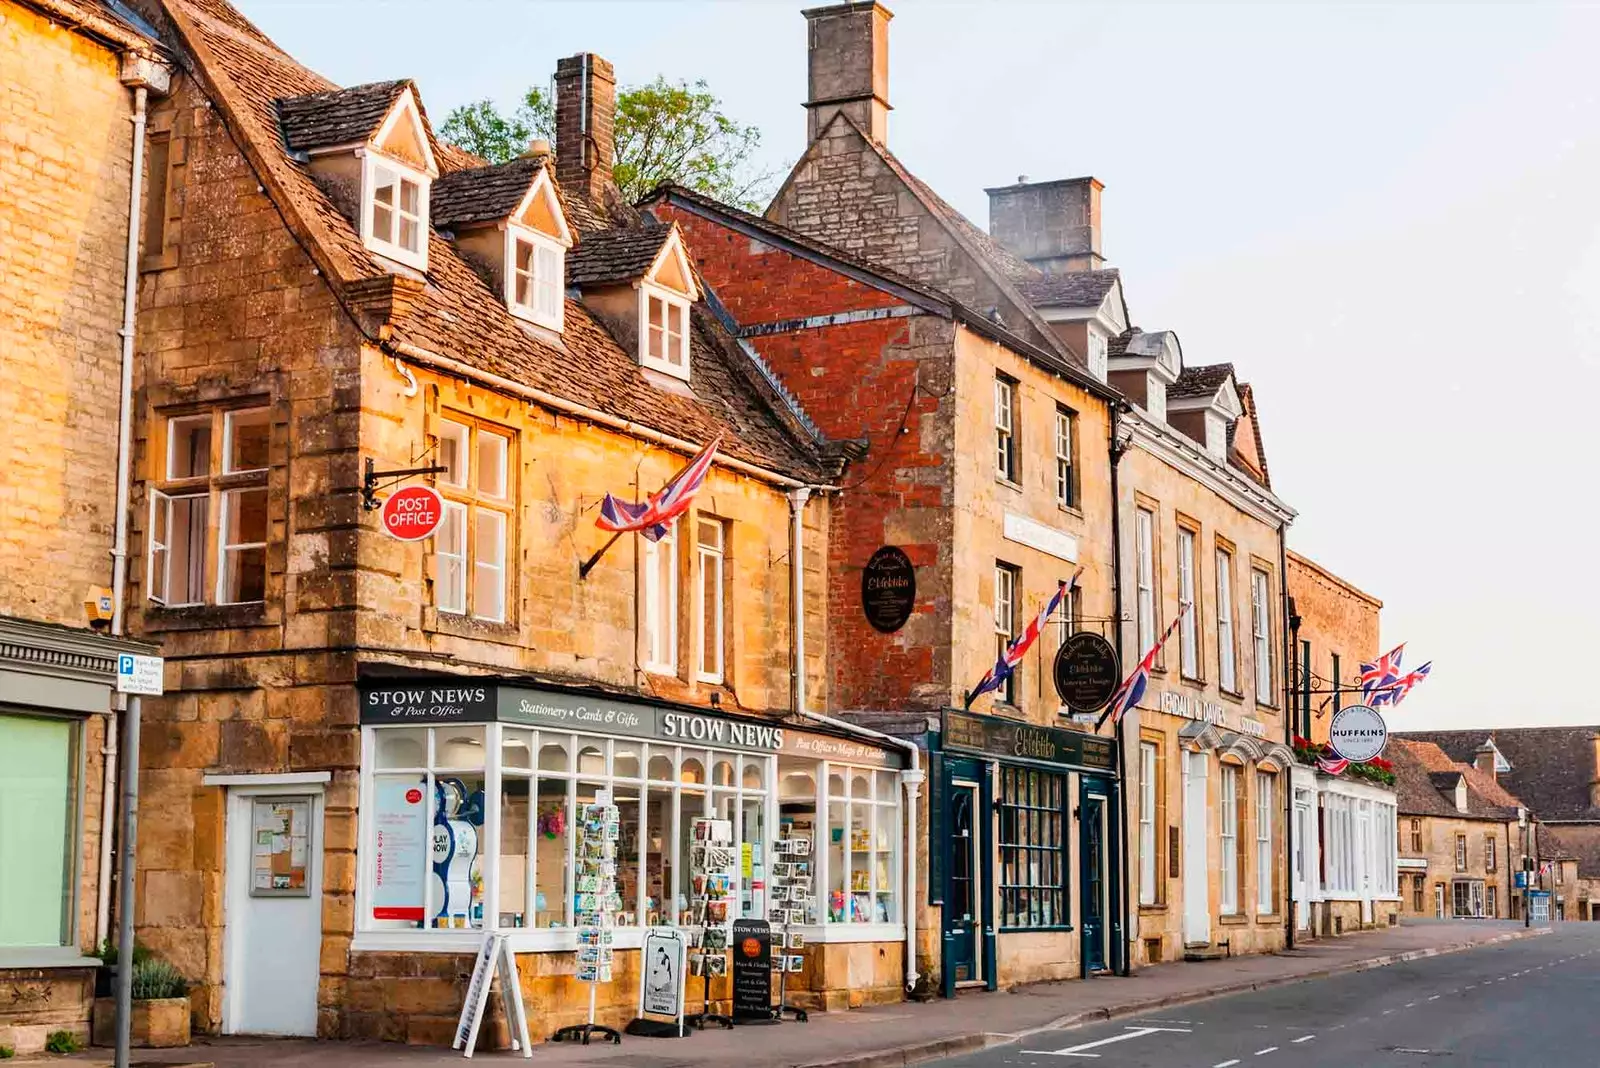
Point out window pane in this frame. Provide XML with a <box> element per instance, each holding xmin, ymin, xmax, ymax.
<box><xmin>399</xmin><ymin>215</ymin><xmax>419</xmax><ymax>252</ymax></box>
<box><xmin>436</xmin><ymin>502</ymin><xmax>467</xmax><ymax>615</ymax></box>
<box><xmin>371</xmin><ymin>773</ymin><xmax>427</xmax><ymax>927</ymax></box>
<box><xmin>0</xmin><ymin>715</ymin><xmax>77</xmax><ymax>947</ymax></box>
<box><xmin>646</xmin><ymin>784</ymin><xmax>677</xmax><ymax>925</ymax></box>
<box><xmin>536</xmin><ymin>245</ymin><xmax>562</xmax><ymax>318</ymax></box>
<box><xmin>499</xmin><ymin>776</ymin><xmax>532</xmax><ymax>928</ymax></box>
<box><xmin>477</xmin><ymin>433</ymin><xmax>508</xmax><ymax>499</ymax></box>
<box><xmin>147</xmin><ymin>493</ymin><xmax>170</xmax><ymax>603</ymax></box>
<box><xmin>372</xmin><ymin>204</ymin><xmax>394</xmax><ymax>244</ymax></box>
<box><xmin>399</xmin><ymin>177</ymin><xmax>419</xmax><ymax>215</ymax></box>
<box><xmin>435</xmin><ymin>726</ymin><xmax>485</xmax><ymax>769</ymax></box>
<box><xmin>473</xmin><ymin>509</ymin><xmax>506</xmax><ymax>622</ymax></box>
<box><xmin>167</xmin><ymin>415</ymin><xmax>212</xmax><ymax>479</ymax></box>
<box><xmin>224</xmin><ymin>408</ymin><xmax>270</xmax><ymax>473</ymax></box>
<box><xmin>167</xmin><ymin>495</ymin><xmax>208</xmax><ymax>605</ymax></box>
<box><xmin>438</xmin><ymin>421</ymin><xmax>470</xmax><ymax>489</ymax></box>
<box><xmin>221</xmin><ymin>488</ymin><xmax>267</xmax><ymax>604</ymax></box>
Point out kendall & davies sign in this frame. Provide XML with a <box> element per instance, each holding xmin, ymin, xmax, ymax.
<box><xmin>1156</xmin><ymin>690</ymin><xmax>1268</xmax><ymax>739</ymax></box>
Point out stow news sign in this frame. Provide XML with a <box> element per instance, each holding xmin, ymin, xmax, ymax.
<box><xmin>360</xmin><ymin>680</ymin><xmax>901</xmax><ymax>768</ymax></box>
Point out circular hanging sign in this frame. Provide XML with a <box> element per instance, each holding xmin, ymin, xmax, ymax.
<box><xmin>1329</xmin><ymin>705</ymin><xmax>1388</xmax><ymax>763</ymax></box>
<box><xmin>380</xmin><ymin>484</ymin><xmax>445</xmax><ymax>541</ymax></box>
<box><xmin>1053</xmin><ymin>632</ymin><xmax>1122</xmax><ymax>712</ymax></box>
<box><xmin>861</xmin><ymin>545</ymin><xmax>916</xmax><ymax>633</ymax></box>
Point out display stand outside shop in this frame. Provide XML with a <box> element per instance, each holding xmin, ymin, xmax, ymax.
<box><xmin>551</xmin><ymin>794</ymin><xmax>623</xmax><ymax>1045</ymax></box>
<box><xmin>687</xmin><ymin>817</ymin><xmax>735</xmax><ymax>1030</ymax></box>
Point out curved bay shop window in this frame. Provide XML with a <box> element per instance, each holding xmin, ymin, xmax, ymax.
<box><xmin>0</xmin><ymin>713</ymin><xmax>81</xmax><ymax>948</ymax></box>
<box><xmin>358</xmin><ymin>681</ymin><xmax>904</xmax><ymax>949</ymax></box>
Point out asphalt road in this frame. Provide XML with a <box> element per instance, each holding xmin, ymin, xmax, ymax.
<box><xmin>934</xmin><ymin>923</ymin><xmax>1600</xmax><ymax>1067</ymax></box>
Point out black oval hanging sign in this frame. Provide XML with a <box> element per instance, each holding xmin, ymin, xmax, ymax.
<box><xmin>1054</xmin><ymin>632</ymin><xmax>1121</xmax><ymax>712</ymax></box>
<box><xmin>861</xmin><ymin>546</ymin><xmax>916</xmax><ymax>634</ymax></box>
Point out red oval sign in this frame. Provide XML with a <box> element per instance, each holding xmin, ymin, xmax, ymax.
<box><xmin>380</xmin><ymin>485</ymin><xmax>445</xmax><ymax>541</ymax></box>
<box><xmin>404</xmin><ymin>788</ymin><xmax>422</xmax><ymax>804</ymax></box>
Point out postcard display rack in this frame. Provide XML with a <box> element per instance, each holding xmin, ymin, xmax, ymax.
<box><xmin>687</xmin><ymin>817</ymin><xmax>735</xmax><ymax>1029</ymax></box>
<box><xmin>767</xmin><ymin>834</ymin><xmax>811</xmax><ymax>1022</ymax></box>
<box><xmin>551</xmin><ymin>795</ymin><xmax>624</xmax><ymax>1045</ymax></box>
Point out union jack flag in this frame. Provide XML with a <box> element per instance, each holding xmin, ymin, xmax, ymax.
<box><xmin>1098</xmin><ymin>601</ymin><xmax>1191</xmax><ymax>729</ymax></box>
<box><xmin>596</xmin><ymin>437</ymin><xmax>721</xmax><ymax>542</ymax></box>
<box><xmin>1317</xmin><ymin>755</ymin><xmax>1351</xmax><ymax>775</ymax></box>
<box><xmin>1371</xmin><ymin>661</ymin><xmax>1432</xmax><ymax>708</ymax></box>
<box><xmin>1360</xmin><ymin>643</ymin><xmax>1405</xmax><ymax>702</ymax></box>
<box><xmin>965</xmin><ymin>570</ymin><xmax>1079</xmax><ymax>708</ymax></box>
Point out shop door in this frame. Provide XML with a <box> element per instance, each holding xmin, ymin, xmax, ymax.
<box><xmin>1181</xmin><ymin>752</ymin><xmax>1210</xmax><ymax>946</ymax></box>
<box><xmin>224</xmin><ymin>789</ymin><xmax>322</xmax><ymax>1035</ymax></box>
<box><xmin>1079</xmin><ymin>779</ymin><xmax>1110</xmax><ymax>974</ymax></box>
<box><xmin>1292</xmin><ymin>791</ymin><xmax>1311</xmax><ymax>931</ymax></box>
<box><xmin>942</xmin><ymin>763</ymin><xmax>985</xmax><ymax>993</ymax></box>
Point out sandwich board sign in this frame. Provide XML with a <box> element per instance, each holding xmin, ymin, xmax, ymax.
<box><xmin>454</xmin><ymin>932</ymin><xmax>531</xmax><ymax>1058</ymax></box>
<box><xmin>631</xmin><ymin>927</ymin><xmax>687</xmax><ymax>1037</ymax></box>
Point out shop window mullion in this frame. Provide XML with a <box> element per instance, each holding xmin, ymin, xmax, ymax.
<box><xmin>484</xmin><ymin>722</ymin><xmax>502</xmax><ymax>931</ymax></box>
<box><xmin>564</xmin><ymin>777</ymin><xmax>576</xmax><ymax>928</ymax></box>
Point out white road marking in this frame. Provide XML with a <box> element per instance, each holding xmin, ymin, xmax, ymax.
<box><xmin>1023</xmin><ymin>1026</ymin><xmax>1191</xmax><ymax>1057</ymax></box>
<box><xmin>1395</xmin><ymin>1049</ymin><xmax>1432</xmax><ymax>1056</ymax></box>
<box><xmin>1404</xmin><ymin>1001</ymin><xmax>1417</xmax><ymax>1007</ymax></box>
<box><xmin>1254</xmin><ymin>1047</ymin><xmax>1278</xmax><ymax>1056</ymax></box>
<box><xmin>1382</xmin><ymin>1010</ymin><xmax>1394</xmax><ymax>1015</ymax></box>
<box><xmin>1292</xmin><ymin>1035</ymin><xmax>1315</xmax><ymax>1044</ymax></box>
<box><xmin>1214</xmin><ymin>1061</ymin><xmax>1240</xmax><ymax>1067</ymax></box>
<box><xmin>1136</xmin><ymin>1019</ymin><xmax>1193</xmax><ymax>1025</ymax></box>
<box><xmin>1427</xmin><ymin>995</ymin><xmax>1441</xmax><ymax>1001</ymax></box>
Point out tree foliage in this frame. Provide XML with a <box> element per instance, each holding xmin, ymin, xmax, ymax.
<box><xmin>439</xmin><ymin>78</ymin><xmax>776</xmax><ymax>212</ymax></box>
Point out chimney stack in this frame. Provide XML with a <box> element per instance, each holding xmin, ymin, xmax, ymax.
<box><xmin>1474</xmin><ymin>742</ymin><xmax>1498</xmax><ymax>782</ymax></box>
<box><xmin>986</xmin><ymin>177</ymin><xmax>1104</xmax><ymax>274</ymax></box>
<box><xmin>803</xmin><ymin>2</ymin><xmax>892</xmax><ymax>144</ymax></box>
<box><xmin>1590</xmin><ymin>733</ymin><xmax>1600</xmax><ymax>809</ymax></box>
<box><xmin>554</xmin><ymin>53</ymin><xmax>615</xmax><ymax>206</ymax></box>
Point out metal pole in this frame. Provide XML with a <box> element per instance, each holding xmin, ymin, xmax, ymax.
<box><xmin>114</xmin><ymin>695</ymin><xmax>141</xmax><ymax>1068</ymax></box>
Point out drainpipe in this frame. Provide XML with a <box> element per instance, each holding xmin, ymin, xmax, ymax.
<box><xmin>787</xmin><ymin>488</ymin><xmax>923</xmax><ymax>990</ymax></box>
<box><xmin>100</xmin><ymin>80</ymin><xmax>149</xmax><ymax>951</ymax></box>
<box><xmin>1108</xmin><ymin>404</ymin><xmax>1131</xmax><ymax>976</ymax></box>
<box><xmin>1279</xmin><ymin>525</ymin><xmax>1295</xmax><ymax>950</ymax></box>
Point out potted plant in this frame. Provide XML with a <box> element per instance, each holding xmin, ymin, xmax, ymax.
<box><xmin>91</xmin><ymin>952</ymin><xmax>191</xmax><ymax>1048</ymax></box>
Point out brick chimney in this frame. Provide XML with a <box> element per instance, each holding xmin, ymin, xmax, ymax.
<box><xmin>803</xmin><ymin>2</ymin><xmax>892</xmax><ymax>144</ymax></box>
<box><xmin>986</xmin><ymin>177</ymin><xmax>1104</xmax><ymax>274</ymax></box>
<box><xmin>554</xmin><ymin>53</ymin><xmax>615</xmax><ymax>205</ymax></box>
<box><xmin>1474</xmin><ymin>741</ymin><xmax>1498</xmax><ymax>782</ymax></box>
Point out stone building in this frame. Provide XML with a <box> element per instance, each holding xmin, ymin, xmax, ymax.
<box><xmin>645</xmin><ymin>129</ymin><xmax>1126</xmax><ymax>992</ymax></box>
<box><xmin>1397</xmin><ymin>726</ymin><xmax>1600</xmax><ymax>922</ymax></box>
<box><xmin>0</xmin><ymin>0</ymin><xmax>164</xmax><ymax>1053</ymax></box>
<box><xmin>109</xmin><ymin>0</ymin><xmax>938</xmax><ymax>1044</ymax></box>
<box><xmin>1390</xmin><ymin>738</ymin><xmax>1528</xmax><ymax>921</ymax></box>
<box><xmin>1284</xmin><ymin>552</ymin><xmax>1399</xmax><ymax>938</ymax></box>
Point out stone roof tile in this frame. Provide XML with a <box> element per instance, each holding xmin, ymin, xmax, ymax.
<box><xmin>1397</xmin><ymin>728</ymin><xmax>1600</xmax><ymax>822</ymax></box>
<box><xmin>1170</xmin><ymin>362</ymin><xmax>1235</xmax><ymax>401</ymax></box>
<box><xmin>567</xmin><ymin>225</ymin><xmax>673</xmax><ymax>288</ymax></box>
<box><xmin>1014</xmin><ymin>269</ymin><xmax>1121</xmax><ymax>309</ymax></box>
<box><xmin>276</xmin><ymin>80</ymin><xmax>409</xmax><ymax>152</ymax></box>
<box><xmin>431</xmin><ymin>155</ymin><xmax>547</xmax><ymax>230</ymax></box>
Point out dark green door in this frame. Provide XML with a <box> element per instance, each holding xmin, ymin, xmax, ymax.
<box><xmin>946</xmin><ymin>780</ymin><xmax>979</xmax><ymax>984</ymax></box>
<box><xmin>1080</xmin><ymin>780</ymin><xmax>1110</xmax><ymax>974</ymax></box>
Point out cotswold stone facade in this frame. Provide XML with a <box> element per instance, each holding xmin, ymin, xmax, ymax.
<box><xmin>0</xmin><ymin>0</ymin><xmax>163</xmax><ymax>1054</ymax></box>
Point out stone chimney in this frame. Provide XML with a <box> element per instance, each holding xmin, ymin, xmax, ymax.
<box><xmin>1475</xmin><ymin>741</ymin><xmax>1498</xmax><ymax>782</ymax></box>
<box><xmin>803</xmin><ymin>2</ymin><xmax>892</xmax><ymax>144</ymax></box>
<box><xmin>1590</xmin><ymin>733</ymin><xmax>1600</xmax><ymax>808</ymax></box>
<box><xmin>986</xmin><ymin>177</ymin><xmax>1104</xmax><ymax>274</ymax></box>
<box><xmin>554</xmin><ymin>53</ymin><xmax>615</xmax><ymax>205</ymax></box>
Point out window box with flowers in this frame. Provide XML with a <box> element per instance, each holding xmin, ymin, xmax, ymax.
<box><xmin>1291</xmin><ymin>736</ymin><xmax>1397</xmax><ymax>786</ymax></box>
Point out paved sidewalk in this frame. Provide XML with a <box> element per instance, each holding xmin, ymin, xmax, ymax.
<box><xmin>49</xmin><ymin>922</ymin><xmax>1546</xmax><ymax>1068</ymax></box>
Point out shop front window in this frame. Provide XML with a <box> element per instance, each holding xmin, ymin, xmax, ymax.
<box><xmin>0</xmin><ymin>714</ymin><xmax>80</xmax><ymax>948</ymax></box>
<box><xmin>997</xmin><ymin>767</ymin><xmax>1066</xmax><ymax>929</ymax></box>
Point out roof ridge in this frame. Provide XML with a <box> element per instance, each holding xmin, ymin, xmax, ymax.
<box><xmin>172</xmin><ymin>0</ymin><xmax>333</xmax><ymax>91</ymax></box>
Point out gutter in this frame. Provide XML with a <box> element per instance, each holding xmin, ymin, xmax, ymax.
<box><xmin>1108</xmin><ymin>402</ymin><xmax>1131</xmax><ymax>976</ymax></box>
<box><xmin>1279</xmin><ymin>523</ymin><xmax>1294</xmax><ymax>950</ymax></box>
<box><xmin>385</xmin><ymin>341</ymin><xmax>834</xmax><ymax>492</ymax></box>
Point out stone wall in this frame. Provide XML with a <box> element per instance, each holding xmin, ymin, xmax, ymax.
<box><xmin>0</xmin><ymin>0</ymin><xmax>131</xmax><ymax>625</ymax></box>
<box><xmin>1396</xmin><ymin>812</ymin><xmax>1516</xmax><ymax>919</ymax></box>
<box><xmin>1286</xmin><ymin>551</ymin><xmax>1381</xmax><ymax>746</ymax></box>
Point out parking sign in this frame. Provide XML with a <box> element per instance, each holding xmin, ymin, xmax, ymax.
<box><xmin>116</xmin><ymin>653</ymin><xmax>164</xmax><ymax>695</ymax></box>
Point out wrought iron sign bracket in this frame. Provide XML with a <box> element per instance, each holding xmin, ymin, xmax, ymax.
<box><xmin>361</xmin><ymin>456</ymin><xmax>448</xmax><ymax>510</ymax></box>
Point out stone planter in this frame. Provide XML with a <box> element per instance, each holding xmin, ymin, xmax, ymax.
<box><xmin>91</xmin><ymin>996</ymin><xmax>191</xmax><ymax>1048</ymax></box>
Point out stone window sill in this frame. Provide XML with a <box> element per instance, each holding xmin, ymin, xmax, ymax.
<box><xmin>0</xmin><ymin>949</ymin><xmax>101</xmax><ymax>970</ymax></box>
<box><xmin>1217</xmin><ymin>913</ymin><xmax>1249</xmax><ymax>926</ymax></box>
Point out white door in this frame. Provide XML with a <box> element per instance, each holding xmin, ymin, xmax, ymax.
<box><xmin>1293</xmin><ymin>793</ymin><xmax>1311</xmax><ymax>931</ymax></box>
<box><xmin>1182</xmin><ymin>752</ymin><xmax>1210</xmax><ymax>945</ymax></box>
<box><xmin>224</xmin><ymin>789</ymin><xmax>323</xmax><ymax>1035</ymax></box>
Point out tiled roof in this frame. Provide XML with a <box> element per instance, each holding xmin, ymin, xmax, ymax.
<box><xmin>431</xmin><ymin>155</ymin><xmax>547</xmax><ymax>230</ymax></box>
<box><xmin>1396</xmin><ymin>728</ymin><xmax>1600</xmax><ymax>821</ymax></box>
<box><xmin>276</xmin><ymin>80</ymin><xmax>409</xmax><ymax>152</ymax></box>
<box><xmin>1390</xmin><ymin>739</ymin><xmax>1525</xmax><ymax>820</ymax></box>
<box><xmin>1538</xmin><ymin>825</ymin><xmax>1577</xmax><ymax>861</ymax></box>
<box><xmin>1014</xmin><ymin>269</ymin><xmax>1121</xmax><ymax>309</ymax></box>
<box><xmin>155</xmin><ymin>0</ymin><xmax>830</xmax><ymax>483</ymax></box>
<box><xmin>567</xmin><ymin>225</ymin><xmax>673</xmax><ymax>288</ymax></box>
<box><xmin>1170</xmin><ymin>362</ymin><xmax>1235</xmax><ymax>401</ymax></box>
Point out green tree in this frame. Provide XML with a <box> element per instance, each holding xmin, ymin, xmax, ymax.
<box><xmin>439</xmin><ymin>78</ymin><xmax>776</xmax><ymax>212</ymax></box>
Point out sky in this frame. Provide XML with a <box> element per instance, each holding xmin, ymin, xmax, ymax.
<box><xmin>235</xmin><ymin>0</ymin><xmax>1600</xmax><ymax>731</ymax></box>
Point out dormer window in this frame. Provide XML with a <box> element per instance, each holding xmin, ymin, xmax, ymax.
<box><xmin>509</xmin><ymin>230</ymin><xmax>564</xmax><ymax>330</ymax></box>
<box><xmin>367</xmin><ymin>159</ymin><xmax>426</xmax><ymax>264</ymax></box>
<box><xmin>642</xmin><ymin>285</ymin><xmax>689</xmax><ymax>376</ymax></box>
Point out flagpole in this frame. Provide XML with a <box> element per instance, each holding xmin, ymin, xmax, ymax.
<box><xmin>578</xmin><ymin>531</ymin><xmax>625</xmax><ymax>580</ymax></box>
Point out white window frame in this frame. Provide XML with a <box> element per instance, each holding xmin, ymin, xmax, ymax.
<box><xmin>642</xmin><ymin>523</ymin><xmax>679</xmax><ymax>676</ymax></box>
<box><xmin>222</xmin><ymin>407</ymin><xmax>270</xmax><ymax>475</ymax></box>
<box><xmin>361</xmin><ymin>153</ymin><xmax>429</xmax><ymax>271</ymax></box>
<box><xmin>1220</xmin><ymin>765</ymin><xmax>1239</xmax><ymax>914</ymax></box>
<box><xmin>216</xmin><ymin>486</ymin><xmax>268</xmax><ymax>605</ymax></box>
<box><xmin>473</xmin><ymin>509</ymin><xmax>507</xmax><ymax>624</ymax></box>
<box><xmin>695</xmin><ymin>518</ymin><xmax>725</xmax><ymax>684</ymax></box>
<box><xmin>994</xmin><ymin>562</ymin><xmax>1019</xmax><ymax>704</ymax></box>
<box><xmin>506</xmin><ymin>226</ymin><xmax>565</xmax><ymax>332</ymax></box>
<box><xmin>1139</xmin><ymin>742</ymin><xmax>1157</xmax><ymax>906</ymax></box>
<box><xmin>1177</xmin><ymin>527</ymin><xmax>1198</xmax><ymax>678</ymax></box>
<box><xmin>146</xmin><ymin>489</ymin><xmax>207</xmax><ymax>608</ymax></box>
<box><xmin>438</xmin><ymin>420</ymin><xmax>470</xmax><ymax>491</ymax></box>
<box><xmin>994</xmin><ymin>376</ymin><xmax>1017</xmax><ymax>483</ymax></box>
<box><xmin>1255</xmin><ymin>771</ymin><xmax>1273</xmax><ymax>914</ymax></box>
<box><xmin>432</xmin><ymin>419</ymin><xmax>513</xmax><ymax>623</ymax></box>
<box><xmin>639</xmin><ymin>282</ymin><xmax>691</xmax><ymax>381</ymax></box>
<box><xmin>435</xmin><ymin>500</ymin><xmax>468</xmax><ymax>616</ymax></box>
<box><xmin>1054</xmin><ymin>408</ymin><xmax>1074</xmax><ymax>507</ymax></box>
<box><xmin>1216</xmin><ymin>549</ymin><xmax>1236</xmax><ymax>692</ymax></box>
<box><xmin>1251</xmin><ymin>568</ymin><xmax>1273</xmax><ymax>703</ymax></box>
<box><xmin>1134</xmin><ymin>509</ymin><xmax>1155</xmax><ymax>655</ymax></box>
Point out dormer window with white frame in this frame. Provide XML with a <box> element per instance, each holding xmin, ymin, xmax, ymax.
<box><xmin>637</xmin><ymin>228</ymin><xmax>700</xmax><ymax>382</ymax></box>
<box><xmin>357</xmin><ymin>87</ymin><xmax>437</xmax><ymax>272</ymax></box>
<box><xmin>503</xmin><ymin>166</ymin><xmax>571</xmax><ymax>332</ymax></box>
